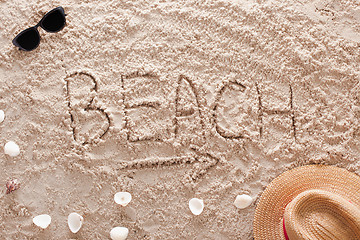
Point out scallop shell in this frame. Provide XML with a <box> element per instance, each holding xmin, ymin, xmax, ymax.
<box><xmin>114</xmin><ymin>192</ymin><xmax>132</xmax><ymax>206</ymax></box>
<box><xmin>68</xmin><ymin>212</ymin><xmax>83</xmax><ymax>233</ymax></box>
<box><xmin>110</xmin><ymin>227</ymin><xmax>129</xmax><ymax>240</ymax></box>
<box><xmin>189</xmin><ymin>198</ymin><xmax>204</xmax><ymax>215</ymax></box>
<box><xmin>4</xmin><ymin>141</ymin><xmax>20</xmax><ymax>157</ymax></box>
<box><xmin>0</xmin><ymin>110</ymin><xmax>4</xmax><ymax>123</ymax></box>
<box><xmin>33</xmin><ymin>214</ymin><xmax>51</xmax><ymax>229</ymax></box>
<box><xmin>234</xmin><ymin>194</ymin><xmax>253</xmax><ymax>209</ymax></box>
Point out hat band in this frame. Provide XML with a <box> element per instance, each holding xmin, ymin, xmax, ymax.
<box><xmin>282</xmin><ymin>218</ymin><xmax>290</xmax><ymax>240</ymax></box>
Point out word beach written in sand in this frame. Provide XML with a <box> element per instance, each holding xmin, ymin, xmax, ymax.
<box><xmin>65</xmin><ymin>71</ymin><xmax>296</xmax><ymax>145</ymax></box>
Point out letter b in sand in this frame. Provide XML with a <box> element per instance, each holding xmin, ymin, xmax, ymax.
<box><xmin>65</xmin><ymin>72</ymin><xmax>110</xmax><ymax>145</ymax></box>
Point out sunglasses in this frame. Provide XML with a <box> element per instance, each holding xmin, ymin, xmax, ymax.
<box><xmin>12</xmin><ymin>6</ymin><xmax>66</xmax><ymax>51</ymax></box>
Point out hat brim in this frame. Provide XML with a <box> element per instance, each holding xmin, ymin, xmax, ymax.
<box><xmin>253</xmin><ymin>164</ymin><xmax>360</xmax><ymax>240</ymax></box>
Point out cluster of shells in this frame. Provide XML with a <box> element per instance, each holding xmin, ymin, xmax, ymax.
<box><xmin>29</xmin><ymin>192</ymin><xmax>252</xmax><ymax>239</ymax></box>
<box><xmin>31</xmin><ymin>192</ymin><xmax>131</xmax><ymax>240</ymax></box>
<box><xmin>3</xmin><ymin>109</ymin><xmax>253</xmax><ymax>239</ymax></box>
<box><xmin>189</xmin><ymin>194</ymin><xmax>253</xmax><ymax>216</ymax></box>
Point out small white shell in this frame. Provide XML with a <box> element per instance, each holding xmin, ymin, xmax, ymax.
<box><xmin>189</xmin><ymin>198</ymin><xmax>204</xmax><ymax>215</ymax></box>
<box><xmin>114</xmin><ymin>192</ymin><xmax>132</xmax><ymax>206</ymax></box>
<box><xmin>68</xmin><ymin>212</ymin><xmax>83</xmax><ymax>233</ymax></box>
<box><xmin>4</xmin><ymin>141</ymin><xmax>20</xmax><ymax>157</ymax></box>
<box><xmin>110</xmin><ymin>227</ymin><xmax>129</xmax><ymax>240</ymax></box>
<box><xmin>33</xmin><ymin>214</ymin><xmax>51</xmax><ymax>229</ymax></box>
<box><xmin>234</xmin><ymin>194</ymin><xmax>253</xmax><ymax>209</ymax></box>
<box><xmin>0</xmin><ymin>110</ymin><xmax>4</xmax><ymax>123</ymax></box>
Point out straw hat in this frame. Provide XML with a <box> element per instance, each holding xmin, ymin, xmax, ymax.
<box><xmin>253</xmin><ymin>165</ymin><xmax>360</xmax><ymax>240</ymax></box>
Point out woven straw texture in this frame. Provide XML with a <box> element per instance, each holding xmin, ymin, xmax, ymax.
<box><xmin>284</xmin><ymin>189</ymin><xmax>360</xmax><ymax>239</ymax></box>
<box><xmin>253</xmin><ymin>165</ymin><xmax>360</xmax><ymax>240</ymax></box>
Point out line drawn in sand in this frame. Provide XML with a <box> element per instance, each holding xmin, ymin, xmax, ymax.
<box><xmin>256</xmin><ymin>81</ymin><xmax>296</xmax><ymax>140</ymax></box>
<box><xmin>119</xmin><ymin>73</ymin><xmax>260</xmax><ymax>186</ymax></box>
<box><xmin>174</xmin><ymin>75</ymin><xmax>206</xmax><ymax>147</ymax></box>
<box><xmin>118</xmin><ymin>72</ymin><xmax>216</xmax><ymax>186</ymax></box>
<box><xmin>65</xmin><ymin>71</ymin><xmax>292</xmax><ymax>186</ymax></box>
<box><xmin>65</xmin><ymin>72</ymin><xmax>110</xmax><ymax>145</ymax></box>
<box><xmin>120</xmin><ymin>72</ymin><xmax>172</xmax><ymax>142</ymax></box>
<box><xmin>213</xmin><ymin>81</ymin><xmax>247</xmax><ymax>139</ymax></box>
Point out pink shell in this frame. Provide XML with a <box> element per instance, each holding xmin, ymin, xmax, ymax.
<box><xmin>6</xmin><ymin>179</ymin><xmax>20</xmax><ymax>194</ymax></box>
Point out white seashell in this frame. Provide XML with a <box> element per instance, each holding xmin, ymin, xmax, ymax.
<box><xmin>189</xmin><ymin>198</ymin><xmax>204</xmax><ymax>215</ymax></box>
<box><xmin>234</xmin><ymin>194</ymin><xmax>253</xmax><ymax>209</ymax></box>
<box><xmin>33</xmin><ymin>214</ymin><xmax>51</xmax><ymax>229</ymax></box>
<box><xmin>114</xmin><ymin>192</ymin><xmax>132</xmax><ymax>206</ymax></box>
<box><xmin>0</xmin><ymin>110</ymin><xmax>4</xmax><ymax>123</ymax></box>
<box><xmin>4</xmin><ymin>141</ymin><xmax>20</xmax><ymax>157</ymax></box>
<box><xmin>68</xmin><ymin>212</ymin><xmax>83</xmax><ymax>233</ymax></box>
<box><xmin>110</xmin><ymin>227</ymin><xmax>129</xmax><ymax>240</ymax></box>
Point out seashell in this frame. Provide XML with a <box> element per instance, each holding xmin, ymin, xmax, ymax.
<box><xmin>114</xmin><ymin>192</ymin><xmax>132</xmax><ymax>206</ymax></box>
<box><xmin>234</xmin><ymin>194</ymin><xmax>253</xmax><ymax>209</ymax></box>
<box><xmin>4</xmin><ymin>141</ymin><xmax>20</xmax><ymax>157</ymax></box>
<box><xmin>6</xmin><ymin>179</ymin><xmax>20</xmax><ymax>194</ymax></box>
<box><xmin>110</xmin><ymin>227</ymin><xmax>129</xmax><ymax>240</ymax></box>
<box><xmin>33</xmin><ymin>214</ymin><xmax>51</xmax><ymax>229</ymax></box>
<box><xmin>68</xmin><ymin>212</ymin><xmax>83</xmax><ymax>233</ymax></box>
<box><xmin>189</xmin><ymin>198</ymin><xmax>204</xmax><ymax>215</ymax></box>
<box><xmin>0</xmin><ymin>110</ymin><xmax>4</xmax><ymax>123</ymax></box>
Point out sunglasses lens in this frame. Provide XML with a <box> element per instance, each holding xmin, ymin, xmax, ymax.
<box><xmin>41</xmin><ymin>8</ymin><xmax>65</xmax><ymax>32</ymax></box>
<box><xmin>13</xmin><ymin>28</ymin><xmax>40</xmax><ymax>51</ymax></box>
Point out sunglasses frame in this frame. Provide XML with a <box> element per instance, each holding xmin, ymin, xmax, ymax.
<box><xmin>12</xmin><ymin>6</ymin><xmax>66</xmax><ymax>51</ymax></box>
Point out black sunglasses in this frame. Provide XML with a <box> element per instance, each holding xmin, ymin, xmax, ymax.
<box><xmin>12</xmin><ymin>6</ymin><xmax>66</xmax><ymax>51</ymax></box>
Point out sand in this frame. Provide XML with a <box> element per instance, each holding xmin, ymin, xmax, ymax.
<box><xmin>0</xmin><ymin>0</ymin><xmax>360</xmax><ymax>239</ymax></box>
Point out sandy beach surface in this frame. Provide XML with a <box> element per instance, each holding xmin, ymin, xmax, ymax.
<box><xmin>1</xmin><ymin>0</ymin><xmax>360</xmax><ymax>239</ymax></box>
